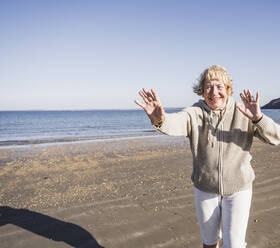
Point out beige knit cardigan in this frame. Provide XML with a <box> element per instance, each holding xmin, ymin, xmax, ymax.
<box><xmin>156</xmin><ymin>97</ymin><xmax>280</xmax><ymax>195</ymax></box>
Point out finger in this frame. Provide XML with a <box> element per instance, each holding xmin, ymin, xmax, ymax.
<box><xmin>244</xmin><ymin>90</ymin><xmax>252</xmax><ymax>104</ymax></box>
<box><xmin>142</xmin><ymin>88</ymin><xmax>150</xmax><ymax>100</ymax></box>
<box><xmin>236</xmin><ymin>104</ymin><xmax>243</xmax><ymax>112</ymax></box>
<box><xmin>240</xmin><ymin>93</ymin><xmax>248</xmax><ymax>105</ymax></box>
<box><xmin>243</xmin><ymin>90</ymin><xmax>247</xmax><ymax>101</ymax></box>
<box><xmin>139</xmin><ymin>91</ymin><xmax>149</xmax><ymax>104</ymax></box>
<box><xmin>236</xmin><ymin>104</ymin><xmax>244</xmax><ymax>113</ymax></box>
<box><xmin>142</xmin><ymin>88</ymin><xmax>151</xmax><ymax>99</ymax></box>
<box><xmin>248</xmin><ymin>89</ymin><xmax>254</xmax><ymax>101</ymax></box>
<box><xmin>256</xmin><ymin>91</ymin><xmax>259</xmax><ymax>103</ymax></box>
<box><xmin>134</xmin><ymin>100</ymin><xmax>146</xmax><ymax>109</ymax></box>
<box><xmin>143</xmin><ymin>89</ymin><xmax>155</xmax><ymax>101</ymax></box>
<box><xmin>244</xmin><ymin>89</ymin><xmax>250</xmax><ymax>101</ymax></box>
<box><xmin>246</xmin><ymin>89</ymin><xmax>252</xmax><ymax>100</ymax></box>
<box><xmin>147</xmin><ymin>91</ymin><xmax>154</xmax><ymax>101</ymax></box>
<box><xmin>151</xmin><ymin>89</ymin><xmax>160</xmax><ymax>103</ymax></box>
<box><xmin>152</xmin><ymin>89</ymin><xmax>162</xmax><ymax>106</ymax></box>
<box><xmin>236</xmin><ymin>104</ymin><xmax>249</xmax><ymax>117</ymax></box>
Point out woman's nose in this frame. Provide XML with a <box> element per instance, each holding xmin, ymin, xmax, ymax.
<box><xmin>210</xmin><ymin>86</ymin><xmax>218</xmax><ymax>95</ymax></box>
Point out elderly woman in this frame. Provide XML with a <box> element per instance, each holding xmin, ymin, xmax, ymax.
<box><xmin>135</xmin><ymin>65</ymin><xmax>280</xmax><ymax>248</ymax></box>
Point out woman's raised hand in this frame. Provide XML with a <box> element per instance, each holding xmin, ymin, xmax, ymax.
<box><xmin>237</xmin><ymin>89</ymin><xmax>263</xmax><ymax>122</ymax></box>
<box><xmin>134</xmin><ymin>88</ymin><xmax>165</xmax><ymax>126</ymax></box>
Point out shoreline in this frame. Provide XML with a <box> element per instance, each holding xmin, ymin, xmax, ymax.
<box><xmin>0</xmin><ymin>131</ymin><xmax>159</xmax><ymax>149</ymax></box>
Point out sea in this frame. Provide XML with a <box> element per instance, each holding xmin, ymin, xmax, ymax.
<box><xmin>1</xmin><ymin>109</ymin><xmax>280</xmax><ymax>148</ymax></box>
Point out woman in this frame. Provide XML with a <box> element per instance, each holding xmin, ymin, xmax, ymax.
<box><xmin>134</xmin><ymin>65</ymin><xmax>280</xmax><ymax>248</ymax></box>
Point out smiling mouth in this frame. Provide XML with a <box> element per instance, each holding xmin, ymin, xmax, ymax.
<box><xmin>209</xmin><ymin>97</ymin><xmax>222</xmax><ymax>102</ymax></box>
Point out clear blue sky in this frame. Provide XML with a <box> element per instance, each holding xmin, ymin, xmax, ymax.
<box><xmin>1</xmin><ymin>0</ymin><xmax>279</xmax><ymax>110</ymax></box>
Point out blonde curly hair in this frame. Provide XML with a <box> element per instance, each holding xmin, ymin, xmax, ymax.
<box><xmin>193</xmin><ymin>65</ymin><xmax>233</xmax><ymax>96</ymax></box>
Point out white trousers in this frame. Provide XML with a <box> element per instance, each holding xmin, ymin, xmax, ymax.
<box><xmin>194</xmin><ymin>187</ymin><xmax>252</xmax><ymax>248</ymax></box>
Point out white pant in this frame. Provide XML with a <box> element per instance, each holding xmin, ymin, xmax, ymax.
<box><xmin>194</xmin><ymin>187</ymin><xmax>252</xmax><ymax>248</ymax></box>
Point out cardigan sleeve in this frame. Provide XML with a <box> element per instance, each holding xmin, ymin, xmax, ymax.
<box><xmin>153</xmin><ymin>108</ymin><xmax>191</xmax><ymax>137</ymax></box>
<box><xmin>253</xmin><ymin>114</ymin><xmax>280</xmax><ymax>145</ymax></box>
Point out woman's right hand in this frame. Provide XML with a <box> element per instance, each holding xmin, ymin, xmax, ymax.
<box><xmin>134</xmin><ymin>88</ymin><xmax>165</xmax><ymax>126</ymax></box>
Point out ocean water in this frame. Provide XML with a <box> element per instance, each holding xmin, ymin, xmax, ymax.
<box><xmin>0</xmin><ymin>109</ymin><xmax>182</xmax><ymax>147</ymax></box>
<box><xmin>0</xmin><ymin>109</ymin><xmax>279</xmax><ymax>147</ymax></box>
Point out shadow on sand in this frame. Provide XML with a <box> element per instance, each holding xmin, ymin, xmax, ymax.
<box><xmin>0</xmin><ymin>206</ymin><xmax>104</xmax><ymax>248</ymax></box>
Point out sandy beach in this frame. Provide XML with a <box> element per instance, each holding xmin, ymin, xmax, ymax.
<box><xmin>0</xmin><ymin>135</ymin><xmax>279</xmax><ymax>248</ymax></box>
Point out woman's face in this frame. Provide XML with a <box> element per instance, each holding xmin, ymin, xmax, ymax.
<box><xmin>203</xmin><ymin>80</ymin><xmax>228</xmax><ymax>111</ymax></box>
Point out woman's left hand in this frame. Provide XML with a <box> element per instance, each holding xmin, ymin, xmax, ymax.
<box><xmin>237</xmin><ymin>89</ymin><xmax>263</xmax><ymax>122</ymax></box>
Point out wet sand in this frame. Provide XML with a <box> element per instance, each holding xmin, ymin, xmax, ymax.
<box><xmin>0</xmin><ymin>136</ymin><xmax>279</xmax><ymax>248</ymax></box>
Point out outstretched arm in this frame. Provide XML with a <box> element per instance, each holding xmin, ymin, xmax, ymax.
<box><xmin>237</xmin><ymin>89</ymin><xmax>263</xmax><ymax>123</ymax></box>
<box><xmin>134</xmin><ymin>88</ymin><xmax>165</xmax><ymax>126</ymax></box>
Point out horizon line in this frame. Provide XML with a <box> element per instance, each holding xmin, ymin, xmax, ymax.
<box><xmin>0</xmin><ymin>106</ymin><xmax>185</xmax><ymax>112</ymax></box>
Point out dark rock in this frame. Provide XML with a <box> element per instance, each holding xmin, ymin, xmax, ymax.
<box><xmin>261</xmin><ymin>98</ymin><xmax>280</xmax><ymax>109</ymax></box>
